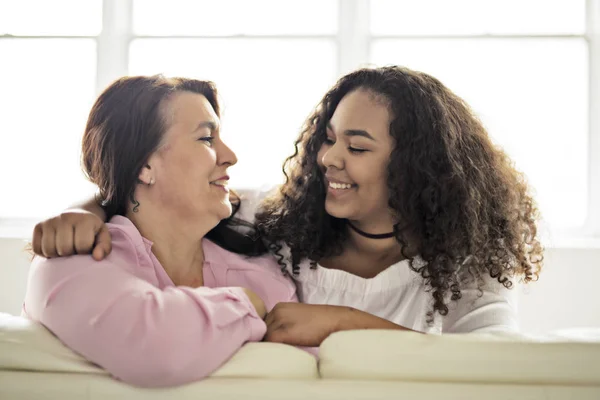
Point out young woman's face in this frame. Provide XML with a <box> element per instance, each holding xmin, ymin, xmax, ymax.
<box><xmin>147</xmin><ymin>91</ymin><xmax>237</xmax><ymax>226</ymax></box>
<box><xmin>317</xmin><ymin>89</ymin><xmax>396</xmax><ymax>228</ymax></box>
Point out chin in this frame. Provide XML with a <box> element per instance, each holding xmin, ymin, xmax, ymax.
<box><xmin>324</xmin><ymin>200</ymin><xmax>355</xmax><ymax>220</ymax></box>
<box><xmin>216</xmin><ymin>202</ymin><xmax>233</xmax><ymax>220</ymax></box>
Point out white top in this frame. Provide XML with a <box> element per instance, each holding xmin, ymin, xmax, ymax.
<box><xmin>239</xmin><ymin>188</ymin><xmax>520</xmax><ymax>334</ymax></box>
<box><xmin>280</xmin><ymin>245</ymin><xmax>519</xmax><ymax>334</ymax></box>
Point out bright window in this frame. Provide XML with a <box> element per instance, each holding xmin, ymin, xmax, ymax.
<box><xmin>370</xmin><ymin>0</ymin><xmax>585</xmax><ymax>35</ymax></box>
<box><xmin>370</xmin><ymin>0</ymin><xmax>590</xmax><ymax>233</ymax></box>
<box><xmin>0</xmin><ymin>0</ymin><xmax>100</xmax><ymax>218</ymax></box>
<box><xmin>132</xmin><ymin>0</ymin><xmax>337</xmax><ymax>36</ymax></box>
<box><xmin>0</xmin><ymin>0</ymin><xmax>596</xmax><ymax>241</ymax></box>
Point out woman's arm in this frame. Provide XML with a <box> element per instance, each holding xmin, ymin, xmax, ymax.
<box><xmin>24</xmin><ymin>228</ymin><xmax>266</xmax><ymax>387</ymax></box>
<box><xmin>264</xmin><ymin>303</ymin><xmax>411</xmax><ymax>347</ymax></box>
<box><xmin>68</xmin><ymin>194</ymin><xmax>107</xmax><ymax>220</ymax></box>
<box><xmin>337</xmin><ymin>306</ymin><xmax>412</xmax><ymax>331</ymax></box>
<box><xmin>32</xmin><ymin>195</ymin><xmax>110</xmax><ymax>260</ymax></box>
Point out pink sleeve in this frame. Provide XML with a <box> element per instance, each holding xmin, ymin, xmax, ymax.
<box><xmin>23</xmin><ymin>231</ymin><xmax>266</xmax><ymax>387</ymax></box>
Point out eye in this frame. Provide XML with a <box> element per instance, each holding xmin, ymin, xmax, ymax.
<box><xmin>198</xmin><ymin>137</ymin><xmax>215</xmax><ymax>147</ymax></box>
<box><xmin>348</xmin><ymin>146</ymin><xmax>367</xmax><ymax>154</ymax></box>
<box><xmin>324</xmin><ymin>137</ymin><xmax>335</xmax><ymax>145</ymax></box>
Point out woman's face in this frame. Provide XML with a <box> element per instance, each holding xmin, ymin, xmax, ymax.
<box><xmin>317</xmin><ymin>89</ymin><xmax>396</xmax><ymax>228</ymax></box>
<box><xmin>146</xmin><ymin>91</ymin><xmax>237</xmax><ymax>226</ymax></box>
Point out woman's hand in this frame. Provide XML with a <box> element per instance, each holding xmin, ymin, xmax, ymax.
<box><xmin>32</xmin><ymin>210</ymin><xmax>112</xmax><ymax>261</ymax></box>
<box><xmin>241</xmin><ymin>288</ymin><xmax>267</xmax><ymax>319</ymax></box>
<box><xmin>264</xmin><ymin>303</ymin><xmax>350</xmax><ymax>347</ymax></box>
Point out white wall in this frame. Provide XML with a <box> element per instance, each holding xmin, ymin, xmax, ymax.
<box><xmin>0</xmin><ymin>238</ymin><xmax>31</xmax><ymax>316</ymax></box>
<box><xmin>517</xmin><ymin>247</ymin><xmax>600</xmax><ymax>333</ymax></box>
<box><xmin>1</xmin><ymin>238</ymin><xmax>599</xmax><ymax>333</ymax></box>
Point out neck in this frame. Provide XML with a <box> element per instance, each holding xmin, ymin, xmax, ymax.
<box><xmin>126</xmin><ymin>199</ymin><xmax>214</xmax><ymax>286</ymax></box>
<box><xmin>345</xmin><ymin>219</ymin><xmax>404</xmax><ymax>262</ymax></box>
<box><xmin>347</xmin><ymin>220</ymin><xmax>396</xmax><ymax>239</ymax></box>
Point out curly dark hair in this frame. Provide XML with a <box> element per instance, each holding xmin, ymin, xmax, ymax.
<box><xmin>255</xmin><ymin>66</ymin><xmax>543</xmax><ymax>320</ymax></box>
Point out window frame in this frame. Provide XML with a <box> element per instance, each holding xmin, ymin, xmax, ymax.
<box><xmin>0</xmin><ymin>0</ymin><xmax>598</xmax><ymax>246</ymax></box>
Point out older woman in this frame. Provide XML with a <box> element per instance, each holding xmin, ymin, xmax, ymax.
<box><xmin>23</xmin><ymin>75</ymin><xmax>297</xmax><ymax>387</ymax></box>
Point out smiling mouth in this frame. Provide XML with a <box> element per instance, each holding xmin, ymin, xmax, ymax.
<box><xmin>210</xmin><ymin>179</ymin><xmax>230</xmax><ymax>192</ymax></box>
<box><xmin>328</xmin><ymin>181</ymin><xmax>355</xmax><ymax>190</ymax></box>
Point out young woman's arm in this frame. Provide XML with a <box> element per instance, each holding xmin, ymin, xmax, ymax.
<box><xmin>264</xmin><ymin>280</ymin><xmax>517</xmax><ymax>347</ymax></box>
<box><xmin>264</xmin><ymin>303</ymin><xmax>412</xmax><ymax>347</ymax></box>
<box><xmin>24</xmin><ymin>227</ymin><xmax>267</xmax><ymax>387</ymax></box>
<box><xmin>32</xmin><ymin>195</ymin><xmax>110</xmax><ymax>260</ymax></box>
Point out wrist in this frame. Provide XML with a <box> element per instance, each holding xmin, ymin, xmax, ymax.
<box><xmin>334</xmin><ymin>305</ymin><xmax>359</xmax><ymax>332</ymax></box>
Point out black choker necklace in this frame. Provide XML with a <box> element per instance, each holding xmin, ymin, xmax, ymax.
<box><xmin>347</xmin><ymin>221</ymin><xmax>396</xmax><ymax>239</ymax></box>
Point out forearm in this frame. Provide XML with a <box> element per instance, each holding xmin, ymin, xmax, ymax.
<box><xmin>26</xmin><ymin>256</ymin><xmax>265</xmax><ymax>387</ymax></box>
<box><xmin>69</xmin><ymin>194</ymin><xmax>106</xmax><ymax>221</ymax></box>
<box><xmin>337</xmin><ymin>306</ymin><xmax>415</xmax><ymax>332</ymax></box>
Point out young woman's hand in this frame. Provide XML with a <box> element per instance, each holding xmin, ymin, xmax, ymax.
<box><xmin>32</xmin><ymin>210</ymin><xmax>112</xmax><ymax>261</ymax></box>
<box><xmin>264</xmin><ymin>303</ymin><xmax>349</xmax><ymax>347</ymax></box>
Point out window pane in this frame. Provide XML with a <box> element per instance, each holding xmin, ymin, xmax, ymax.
<box><xmin>370</xmin><ymin>0</ymin><xmax>586</xmax><ymax>35</ymax></box>
<box><xmin>133</xmin><ymin>0</ymin><xmax>337</xmax><ymax>35</ymax></box>
<box><xmin>371</xmin><ymin>38</ymin><xmax>588</xmax><ymax>230</ymax></box>
<box><xmin>0</xmin><ymin>0</ymin><xmax>102</xmax><ymax>36</ymax></box>
<box><xmin>130</xmin><ymin>39</ymin><xmax>337</xmax><ymax>189</ymax></box>
<box><xmin>0</xmin><ymin>39</ymin><xmax>97</xmax><ymax>218</ymax></box>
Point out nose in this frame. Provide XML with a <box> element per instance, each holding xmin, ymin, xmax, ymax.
<box><xmin>320</xmin><ymin>142</ymin><xmax>344</xmax><ymax>170</ymax></box>
<box><xmin>217</xmin><ymin>138</ymin><xmax>238</xmax><ymax>167</ymax></box>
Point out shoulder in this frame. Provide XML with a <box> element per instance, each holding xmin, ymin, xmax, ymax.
<box><xmin>106</xmin><ymin>215</ymin><xmax>146</xmax><ymax>251</ymax></box>
<box><xmin>443</xmin><ymin>274</ymin><xmax>519</xmax><ymax>333</ymax></box>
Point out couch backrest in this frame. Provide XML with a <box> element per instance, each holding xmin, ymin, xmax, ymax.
<box><xmin>0</xmin><ymin>313</ymin><xmax>318</xmax><ymax>379</ymax></box>
<box><xmin>319</xmin><ymin>329</ymin><xmax>600</xmax><ymax>386</ymax></box>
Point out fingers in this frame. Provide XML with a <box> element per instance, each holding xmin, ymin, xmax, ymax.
<box><xmin>40</xmin><ymin>224</ymin><xmax>58</xmax><ymax>258</ymax></box>
<box><xmin>55</xmin><ymin>223</ymin><xmax>75</xmax><ymax>257</ymax></box>
<box><xmin>265</xmin><ymin>302</ymin><xmax>291</xmax><ymax>328</ymax></box>
<box><xmin>32</xmin><ymin>223</ymin><xmax>43</xmax><ymax>256</ymax></box>
<box><xmin>31</xmin><ymin>211</ymin><xmax>110</xmax><ymax>260</ymax></box>
<box><xmin>92</xmin><ymin>224</ymin><xmax>112</xmax><ymax>261</ymax></box>
<box><xmin>264</xmin><ymin>309</ymin><xmax>275</xmax><ymax>328</ymax></box>
<box><xmin>264</xmin><ymin>303</ymin><xmax>288</xmax><ymax>342</ymax></box>
<box><xmin>73</xmin><ymin>221</ymin><xmax>97</xmax><ymax>255</ymax></box>
<box><xmin>264</xmin><ymin>321</ymin><xmax>285</xmax><ymax>342</ymax></box>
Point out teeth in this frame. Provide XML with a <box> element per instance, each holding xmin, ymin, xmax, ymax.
<box><xmin>329</xmin><ymin>182</ymin><xmax>353</xmax><ymax>190</ymax></box>
<box><xmin>212</xmin><ymin>180</ymin><xmax>229</xmax><ymax>186</ymax></box>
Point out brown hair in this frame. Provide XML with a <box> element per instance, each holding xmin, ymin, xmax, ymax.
<box><xmin>82</xmin><ymin>75</ymin><xmax>266</xmax><ymax>256</ymax></box>
<box><xmin>256</xmin><ymin>66</ymin><xmax>543</xmax><ymax>320</ymax></box>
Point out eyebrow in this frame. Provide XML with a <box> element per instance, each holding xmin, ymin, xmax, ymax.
<box><xmin>194</xmin><ymin>120</ymin><xmax>218</xmax><ymax>133</ymax></box>
<box><xmin>327</xmin><ymin>122</ymin><xmax>375</xmax><ymax>141</ymax></box>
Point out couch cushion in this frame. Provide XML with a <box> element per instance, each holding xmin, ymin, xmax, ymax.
<box><xmin>319</xmin><ymin>329</ymin><xmax>600</xmax><ymax>385</ymax></box>
<box><xmin>212</xmin><ymin>343</ymin><xmax>318</xmax><ymax>379</ymax></box>
<box><xmin>0</xmin><ymin>313</ymin><xmax>317</xmax><ymax>379</ymax></box>
<box><xmin>0</xmin><ymin>312</ymin><xmax>105</xmax><ymax>374</ymax></box>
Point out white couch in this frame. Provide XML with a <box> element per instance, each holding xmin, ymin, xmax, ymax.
<box><xmin>1</xmin><ymin>312</ymin><xmax>599</xmax><ymax>400</ymax></box>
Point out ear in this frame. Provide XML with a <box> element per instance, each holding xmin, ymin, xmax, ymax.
<box><xmin>138</xmin><ymin>163</ymin><xmax>153</xmax><ymax>185</ymax></box>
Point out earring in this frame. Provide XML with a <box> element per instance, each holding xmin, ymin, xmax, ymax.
<box><xmin>149</xmin><ymin>178</ymin><xmax>155</xmax><ymax>186</ymax></box>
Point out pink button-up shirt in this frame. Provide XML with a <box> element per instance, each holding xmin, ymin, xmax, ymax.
<box><xmin>23</xmin><ymin>216</ymin><xmax>297</xmax><ymax>387</ymax></box>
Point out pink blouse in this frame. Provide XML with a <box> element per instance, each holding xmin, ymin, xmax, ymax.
<box><xmin>23</xmin><ymin>215</ymin><xmax>297</xmax><ymax>387</ymax></box>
